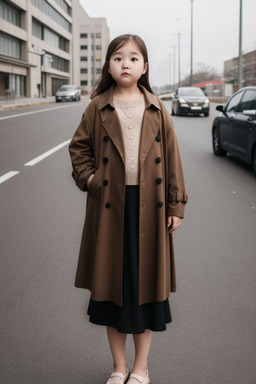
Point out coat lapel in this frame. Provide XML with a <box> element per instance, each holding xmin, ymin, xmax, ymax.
<box><xmin>139</xmin><ymin>108</ymin><xmax>161</xmax><ymax>166</ymax></box>
<box><xmin>100</xmin><ymin>107</ymin><xmax>125</xmax><ymax>165</ymax></box>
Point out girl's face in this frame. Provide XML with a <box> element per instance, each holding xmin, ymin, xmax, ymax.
<box><xmin>108</xmin><ymin>40</ymin><xmax>148</xmax><ymax>88</ymax></box>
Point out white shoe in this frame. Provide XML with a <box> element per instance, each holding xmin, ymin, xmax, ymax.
<box><xmin>106</xmin><ymin>368</ymin><xmax>130</xmax><ymax>384</ymax></box>
<box><xmin>127</xmin><ymin>370</ymin><xmax>150</xmax><ymax>384</ymax></box>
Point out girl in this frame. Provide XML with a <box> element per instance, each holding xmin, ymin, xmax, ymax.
<box><xmin>69</xmin><ymin>34</ymin><xmax>187</xmax><ymax>384</ymax></box>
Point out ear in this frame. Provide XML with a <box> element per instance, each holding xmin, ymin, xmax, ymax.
<box><xmin>142</xmin><ymin>62</ymin><xmax>148</xmax><ymax>75</ymax></box>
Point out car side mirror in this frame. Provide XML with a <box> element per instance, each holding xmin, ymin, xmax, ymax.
<box><xmin>216</xmin><ymin>105</ymin><xmax>224</xmax><ymax>112</ymax></box>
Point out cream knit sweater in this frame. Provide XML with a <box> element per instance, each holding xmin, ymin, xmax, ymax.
<box><xmin>113</xmin><ymin>95</ymin><xmax>145</xmax><ymax>185</ymax></box>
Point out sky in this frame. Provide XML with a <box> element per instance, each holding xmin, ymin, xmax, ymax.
<box><xmin>80</xmin><ymin>0</ymin><xmax>256</xmax><ymax>87</ymax></box>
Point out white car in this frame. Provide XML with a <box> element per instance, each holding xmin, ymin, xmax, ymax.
<box><xmin>55</xmin><ymin>85</ymin><xmax>81</xmax><ymax>102</ymax></box>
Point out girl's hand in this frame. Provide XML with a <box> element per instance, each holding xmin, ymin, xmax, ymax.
<box><xmin>167</xmin><ymin>216</ymin><xmax>182</xmax><ymax>233</ymax></box>
<box><xmin>87</xmin><ymin>174</ymin><xmax>94</xmax><ymax>188</ymax></box>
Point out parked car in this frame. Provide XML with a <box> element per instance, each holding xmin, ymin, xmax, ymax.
<box><xmin>55</xmin><ymin>85</ymin><xmax>81</xmax><ymax>102</ymax></box>
<box><xmin>158</xmin><ymin>92</ymin><xmax>174</xmax><ymax>100</ymax></box>
<box><xmin>172</xmin><ymin>87</ymin><xmax>210</xmax><ymax>116</ymax></box>
<box><xmin>212</xmin><ymin>86</ymin><xmax>256</xmax><ymax>176</ymax></box>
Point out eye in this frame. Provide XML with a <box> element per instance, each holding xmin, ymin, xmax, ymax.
<box><xmin>114</xmin><ymin>57</ymin><xmax>121</xmax><ymax>62</ymax></box>
<box><xmin>131</xmin><ymin>57</ymin><xmax>138</xmax><ymax>62</ymax></box>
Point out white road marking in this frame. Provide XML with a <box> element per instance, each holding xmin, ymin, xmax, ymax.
<box><xmin>0</xmin><ymin>171</ymin><xmax>19</xmax><ymax>184</ymax></box>
<box><xmin>24</xmin><ymin>139</ymin><xmax>71</xmax><ymax>166</ymax></box>
<box><xmin>0</xmin><ymin>103</ymin><xmax>83</xmax><ymax>120</ymax></box>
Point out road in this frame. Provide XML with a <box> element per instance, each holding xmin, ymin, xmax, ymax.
<box><xmin>0</xmin><ymin>99</ymin><xmax>256</xmax><ymax>384</ymax></box>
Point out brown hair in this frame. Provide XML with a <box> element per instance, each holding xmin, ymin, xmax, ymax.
<box><xmin>90</xmin><ymin>34</ymin><xmax>154</xmax><ymax>99</ymax></box>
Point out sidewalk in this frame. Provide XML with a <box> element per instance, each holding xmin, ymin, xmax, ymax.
<box><xmin>0</xmin><ymin>95</ymin><xmax>90</xmax><ymax>111</ymax></box>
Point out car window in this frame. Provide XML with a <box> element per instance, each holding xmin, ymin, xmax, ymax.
<box><xmin>237</xmin><ymin>90</ymin><xmax>256</xmax><ymax>112</ymax></box>
<box><xmin>179</xmin><ymin>87</ymin><xmax>205</xmax><ymax>96</ymax></box>
<box><xmin>226</xmin><ymin>91</ymin><xmax>244</xmax><ymax>113</ymax></box>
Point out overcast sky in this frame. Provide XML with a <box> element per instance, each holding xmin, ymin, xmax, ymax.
<box><xmin>80</xmin><ymin>0</ymin><xmax>256</xmax><ymax>87</ymax></box>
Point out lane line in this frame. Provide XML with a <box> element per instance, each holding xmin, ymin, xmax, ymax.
<box><xmin>0</xmin><ymin>171</ymin><xmax>19</xmax><ymax>184</ymax></box>
<box><xmin>24</xmin><ymin>139</ymin><xmax>71</xmax><ymax>166</ymax></box>
<box><xmin>0</xmin><ymin>102</ymin><xmax>84</xmax><ymax>121</ymax></box>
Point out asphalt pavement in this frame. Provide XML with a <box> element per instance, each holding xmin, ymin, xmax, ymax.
<box><xmin>0</xmin><ymin>100</ymin><xmax>256</xmax><ymax>384</ymax></box>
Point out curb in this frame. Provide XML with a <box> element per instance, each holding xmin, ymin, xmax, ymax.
<box><xmin>0</xmin><ymin>100</ymin><xmax>56</xmax><ymax>111</ymax></box>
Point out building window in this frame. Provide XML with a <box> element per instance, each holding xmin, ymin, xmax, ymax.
<box><xmin>52</xmin><ymin>0</ymin><xmax>69</xmax><ymax>14</ymax></box>
<box><xmin>80</xmin><ymin>45</ymin><xmax>88</xmax><ymax>50</ymax></box>
<box><xmin>81</xmin><ymin>80</ymin><xmax>88</xmax><ymax>85</ymax></box>
<box><xmin>31</xmin><ymin>0</ymin><xmax>70</xmax><ymax>31</ymax></box>
<box><xmin>80</xmin><ymin>56</ymin><xmax>88</xmax><ymax>61</ymax></box>
<box><xmin>80</xmin><ymin>68</ymin><xmax>88</xmax><ymax>73</ymax></box>
<box><xmin>96</xmin><ymin>56</ymin><xmax>101</xmax><ymax>61</ymax></box>
<box><xmin>0</xmin><ymin>31</ymin><xmax>21</xmax><ymax>58</ymax></box>
<box><xmin>46</xmin><ymin>52</ymin><xmax>69</xmax><ymax>72</ymax></box>
<box><xmin>96</xmin><ymin>33</ymin><xmax>101</xmax><ymax>38</ymax></box>
<box><xmin>80</xmin><ymin>33</ymin><xmax>87</xmax><ymax>38</ymax></box>
<box><xmin>95</xmin><ymin>45</ymin><xmax>101</xmax><ymax>50</ymax></box>
<box><xmin>96</xmin><ymin>68</ymin><xmax>101</xmax><ymax>74</ymax></box>
<box><xmin>32</xmin><ymin>19</ymin><xmax>43</xmax><ymax>39</ymax></box>
<box><xmin>90</xmin><ymin>33</ymin><xmax>94</xmax><ymax>37</ymax></box>
<box><xmin>32</xmin><ymin>18</ymin><xmax>69</xmax><ymax>52</ymax></box>
<box><xmin>0</xmin><ymin>0</ymin><xmax>21</xmax><ymax>27</ymax></box>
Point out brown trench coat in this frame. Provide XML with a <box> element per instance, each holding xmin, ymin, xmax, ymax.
<box><xmin>69</xmin><ymin>85</ymin><xmax>188</xmax><ymax>307</ymax></box>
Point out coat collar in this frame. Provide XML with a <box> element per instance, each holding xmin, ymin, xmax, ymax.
<box><xmin>98</xmin><ymin>85</ymin><xmax>162</xmax><ymax>166</ymax></box>
<box><xmin>98</xmin><ymin>84</ymin><xmax>161</xmax><ymax>111</ymax></box>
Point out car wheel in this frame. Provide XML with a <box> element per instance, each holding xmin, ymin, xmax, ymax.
<box><xmin>204</xmin><ymin>111</ymin><xmax>209</xmax><ymax>117</ymax></box>
<box><xmin>171</xmin><ymin>108</ymin><xmax>175</xmax><ymax>116</ymax></box>
<box><xmin>56</xmin><ymin>99</ymin><xmax>60</xmax><ymax>102</ymax></box>
<box><xmin>252</xmin><ymin>147</ymin><xmax>256</xmax><ymax>177</ymax></box>
<box><xmin>212</xmin><ymin>127</ymin><xmax>226</xmax><ymax>156</ymax></box>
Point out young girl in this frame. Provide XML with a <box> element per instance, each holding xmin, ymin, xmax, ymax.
<box><xmin>69</xmin><ymin>34</ymin><xmax>187</xmax><ymax>384</ymax></box>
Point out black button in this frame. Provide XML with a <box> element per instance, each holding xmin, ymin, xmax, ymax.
<box><xmin>103</xmin><ymin>179</ymin><xmax>108</xmax><ymax>185</ymax></box>
<box><xmin>105</xmin><ymin>202</ymin><xmax>111</xmax><ymax>208</ymax></box>
<box><xmin>103</xmin><ymin>135</ymin><xmax>109</xmax><ymax>142</ymax></box>
<box><xmin>156</xmin><ymin>157</ymin><xmax>161</xmax><ymax>163</ymax></box>
<box><xmin>158</xmin><ymin>201</ymin><xmax>163</xmax><ymax>207</ymax></box>
<box><xmin>103</xmin><ymin>157</ymin><xmax>108</xmax><ymax>164</ymax></box>
<box><xmin>156</xmin><ymin>135</ymin><xmax>161</xmax><ymax>142</ymax></box>
<box><xmin>156</xmin><ymin>178</ymin><xmax>162</xmax><ymax>184</ymax></box>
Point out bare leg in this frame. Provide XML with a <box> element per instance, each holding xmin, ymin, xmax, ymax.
<box><xmin>132</xmin><ymin>330</ymin><xmax>152</xmax><ymax>376</ymax></box>
<box><xmin>107</xmin><ymin>326</ymin><xmax>128</xmax><ymax>375</ymax></box>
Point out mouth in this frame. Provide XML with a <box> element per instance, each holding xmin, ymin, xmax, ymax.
<box><xmin>121</xmin><ymin>72</ymin><xmax>130</xmax><ymax>77</ymax></box>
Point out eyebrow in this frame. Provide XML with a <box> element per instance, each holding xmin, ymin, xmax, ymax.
<box><xmin>113</xmin><ymin>51</ymin><xmax>140</xmax><ymax>55</ymax></box>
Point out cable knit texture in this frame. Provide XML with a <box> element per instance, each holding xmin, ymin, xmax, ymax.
<box><xmin>113</xmin><ymin>95</ymin><xmax>145</xmax><ymax>185</ymax></box>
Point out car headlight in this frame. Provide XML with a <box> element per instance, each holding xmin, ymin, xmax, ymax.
<box><xmin>179</xmin><ymin>98</ymin><xmax>189</xmax><ymax>107</ymax></box>
<box><xmin>204</xmin><ymin>99</ymin><xmax>210</xmax><ymax>105</ymax></box>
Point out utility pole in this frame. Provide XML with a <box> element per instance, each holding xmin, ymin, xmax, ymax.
<box><xmin>190</xmin><ymin>0</ymin><xmax>194</xmax><ymax>86</ymax></box>
<box><xmin>238</xmin><ymin>0</ymin><xmax>243</xmax><ymax>89</ymax></box>
<box><xmin>178</xmin><ymin>31</ymin><xmax>181</xmax><ymax>87</ymax></box>
<box><xmin>173</xmin><ymin>46</ymin><xmax>176</xmax><ymax>88</ymax></box>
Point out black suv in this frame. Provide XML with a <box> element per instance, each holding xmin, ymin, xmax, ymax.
<box><xmin>212</xmin><ymin>86</ymin><xmax>256</xmax><ymax>176</ymax></box>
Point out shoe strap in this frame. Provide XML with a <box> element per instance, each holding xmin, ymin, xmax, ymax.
<box><xmin>129</xmin><ymin>373</ymin><xmax>144</xmax><ymax>383</ymax></box>
<box><xmin>110</xmin><ymin>372</ymin><xmax>125</xmax><ymax>379</ymax></box>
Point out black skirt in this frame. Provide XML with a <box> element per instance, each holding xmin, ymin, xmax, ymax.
<box><xmin>87</xmin><ymin>185</ymin><xmax>172</xmax><ymax>334</ymax></box>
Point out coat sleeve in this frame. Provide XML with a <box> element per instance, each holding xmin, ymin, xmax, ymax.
<box><xmin>161</xmin><ymin>103</ymin><xmax>188</xmax><ymax>218</ymax></box>
<box><xmin>69</xmin><ymin>104</ymin><xmax>96</xmax><ymax>192</ymax></box>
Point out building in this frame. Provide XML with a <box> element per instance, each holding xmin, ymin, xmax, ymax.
<box><xmin>0</xmin><ymin>0</ymin><xmax>109</xmax><ymax>98</ymax></box>
<box><xmin>224</xmin><ymin>49</ymin><xmax>256</xmax><ymax>89</ymax></box>
<box><xmin>72</xmin><ymin>0</ymin><xmax>109</xmax><ymax>95</ymax></box>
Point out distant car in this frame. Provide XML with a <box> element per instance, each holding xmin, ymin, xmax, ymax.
<box><xmin>158</xmin><ymin>92</ymin><xmax>174</xmax><ymax>100</ymax></box>
<box><xmin>172</xmin><ymin>87</ymin><xmax>210</xmax><ymax>116</ymax></box>
<box><xmin>212</xmin><ymin>86</ymin><xmax>256</xmax><ymax>176</ymax></box>
<box><xmin>55</xmin><ymin>85</ymin><xmax>81</xmax><ymax>102</ymax></box>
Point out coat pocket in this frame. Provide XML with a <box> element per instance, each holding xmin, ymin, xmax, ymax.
<box><xmin>88</xmin><ymin>168</ymin><xmax>102</xmax><ymax>199</ymax></box>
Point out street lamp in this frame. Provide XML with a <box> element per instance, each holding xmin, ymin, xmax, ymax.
<box><xmin>238</xmin><ymin>0</ymin><xmax>243</xmax><ymax>89</ymax></box>
<box><xmin>190</xmin><ymin>0</ymin><xmax>194</xmax><ymax>86</ymax></box>
<box><xmin>172</xmin><ymin>32</ymin><xmax>181</xmax><ymax>88</ymax></box>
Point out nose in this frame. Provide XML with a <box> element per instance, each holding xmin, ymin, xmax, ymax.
<box><xmin>122</xmin><ymin>59</ymin><xmax>130</xmax><ymax>69</ymax></box>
